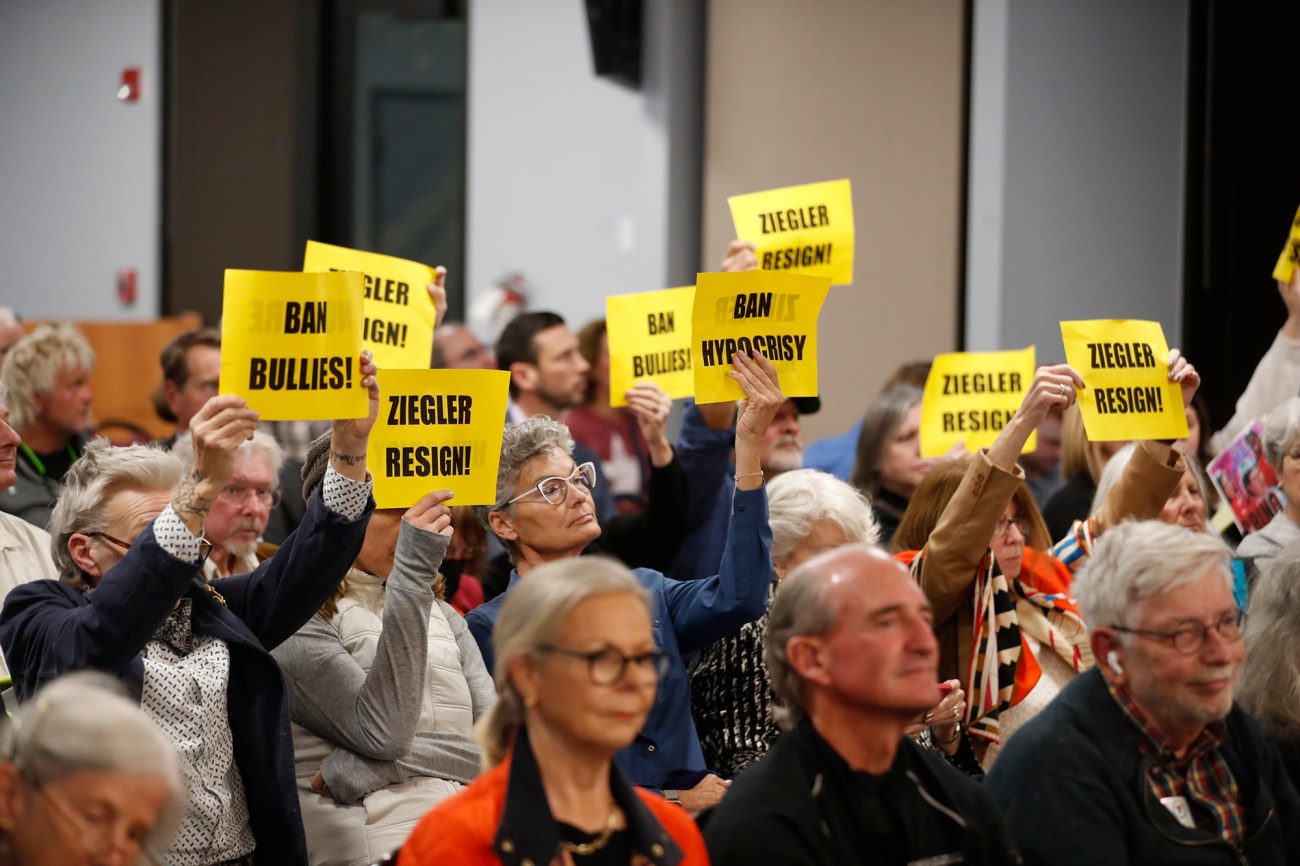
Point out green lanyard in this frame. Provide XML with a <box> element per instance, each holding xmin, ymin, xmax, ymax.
<box><xmin>19</xmin><ymin>441</ymin><xmax>79</xmax><ymax>477</ymax></box>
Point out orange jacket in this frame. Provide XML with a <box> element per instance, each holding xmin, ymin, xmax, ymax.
<box><xmin>399</xmin><ymin>734</ymin><xmax>710</xmax><ymax>866</ymax></box>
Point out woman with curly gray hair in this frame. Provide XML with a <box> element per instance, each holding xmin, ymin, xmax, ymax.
<box><xmin>465</xmin><ymin>350</ymin><xmax>783</xmax><ymax>813</ymax></box>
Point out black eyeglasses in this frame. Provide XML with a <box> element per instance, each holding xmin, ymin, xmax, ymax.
<box><xmin>1110</xmin><ymin>609</ymin><xmax>1246</xmax><ymax>655</ymax></box>
<box><xmin>505</xmin><ymin>462</ymin><xmax>597</xmax><ymax>507</ymax></box>
<box><xmin>993</xmin><ymin>516</ymin><xmax>1032</xmax><ymax>540</ymax></box>
<box><xmin>534</xmin><ymin>643</ymin><xmax>671</xmax><ymax>685</ymax></box>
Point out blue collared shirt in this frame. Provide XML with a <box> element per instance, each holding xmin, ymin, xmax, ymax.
<box><xmin>466</xmin><ymin>484</ymin><xmax>772</xmax><ymax>789</ymax></box>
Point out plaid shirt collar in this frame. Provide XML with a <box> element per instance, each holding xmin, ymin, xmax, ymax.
<box><xmin>1106</xmin><ymin>679</ymin><xmax>1244</xmax><ymax>845</ymax></box>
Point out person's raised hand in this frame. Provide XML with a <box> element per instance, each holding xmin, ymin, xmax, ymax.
<box><xmin>721</xmin><ymin>239</ymin><xmax>758</xmax><ymax>273</ymax></box>
<box><xmin>1016</xmin><ymin>364</ymin><xmax>1084</xmax><ymax>429</ymax></box>
<box><xmin>403</xmin><ymin>489</ymin><xmax>455</xmax><ymax>538</ymax></box>
<box><xmin>187</xmin><ymin>395</ymin><xmax>259</xmax><ymax>493</ymax></box>
<box><xmin>427</xmin><ymin>266</ymin><xmax>448</xmax><ymax>330</ymax></box>
<box><xmin>732</xmin><ymin>351</ymin><xmax>784</xmax><ymax>446</ymax></box>
<box><xmin>1166</xmin><ymin>348</ymin><xmax>1200</xmax><ymax>410</ymax></box>
<box><xmin>625</xmin><ymin>382</ymin><xmax>674</xmax><ymax>466</ymax></box>
<box><xmin>330</xmin><ymin>351</ymin><xmax>380</xmax><ymax>480</ymax></box>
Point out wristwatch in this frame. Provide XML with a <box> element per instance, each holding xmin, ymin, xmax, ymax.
<box><xmin>663</xmin><ymin>789</ymin><xmax>682</xmax><ymax>805</ymax></box>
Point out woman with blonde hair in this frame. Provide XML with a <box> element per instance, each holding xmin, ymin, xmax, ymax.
<box><xmin>400</xmin><ymin>557</ymin><xmax>708</xmax><ymax>865</ymax></box>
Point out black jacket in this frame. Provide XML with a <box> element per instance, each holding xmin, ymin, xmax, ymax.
<box><xmin>985</xmin><ymin>668</ymin><xmax>1300</xmax><ymax>866</ymax></box>
<box><xmin>702</xmin><ymin>718</ymin><xmax>1020</xmax><ymax>865</ymax></box>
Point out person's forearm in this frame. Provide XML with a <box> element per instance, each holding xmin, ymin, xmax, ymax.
<box><xmin>329</xmin><ymin>435</ymin><xmax>369</xmax><ymax>482</ymax></box>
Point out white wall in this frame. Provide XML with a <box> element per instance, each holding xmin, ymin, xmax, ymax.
<box><xmin>0</xmin><ymin>0</ymin><xmax>161</xmax><ymax>319</ymax></box>
<box><xmin>464</xmin><ymin>0</ymin><xmax>702</xmax><ymax>332</ymax></box>
<box><xmin>966</xmin><ymin>0</ymin><xmax>1188</xmax><ymax>362</ymax></box>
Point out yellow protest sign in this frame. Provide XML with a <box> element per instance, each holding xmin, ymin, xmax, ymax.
<box><xmin>921</xmin><ymin>347</ymin><xmax>1037</xmax><ymax>457</ymax></box>
<box><xmin>219</xmin><ymin>270</ymin><xmax>366</xmax><ymax>421</ymax></box>
<box><xmin>728</xmin><ymin>179</ymin><xmax>854</xmax><ymax>285</ymax></box>
<box><xmin>1060</xmin><ymin>320</ymin><xmax>1188</xmax><ymax>441</ymax></box>
<box><xmin>691</xmin><ymin>270</ymin><xmax>829</xmax><ymax>404</ymax></box>
<box><xmin>367</xmin><ymin>368</ymin><xmax>511</xmax><ymax>508</ymax></box>
<box><xmin>303</xmin><ymin>240</ymin><xmax>438</xmax><ymax>370</ymax></box>
<box><xmin>1272</xmin><ymin>205</ymin><xmax>1300</xmax><ymax>284</ymax></box>
<box><xmin>605</xmin><ymin>287</ymin><xmax>695</xmax><ymax>406</ymax></box>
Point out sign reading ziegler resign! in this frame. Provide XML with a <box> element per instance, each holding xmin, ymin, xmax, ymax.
<box><xmin>728</xmin><ymin>179</ymin><xmax>854</xmax><ymax>285</ymax></box>
<box><xmin>219</xmin><ymin>269</ymin><xmax>367</xmax><ymax>421</ymax></box>
<box><xmin>367</xmin><ymin>368</ymin><xmax>510</xmax><ymax>508</ymax></box>
<box><xmin>302</xmin><ymin>240</ymin><xmax>439</xmax><ymax>370</ymax></box>
<box><xmin>1060</xmin><ymin>319</ymin><xmax>1188</xmax><ymax>442</ymax></box>
<box><xmin>691</xmin><ymin>270</ymin><xmax>829</xmax><ymax>404</ymax></box>
<box><xmin>920</xmin><ymin>347</ymin><xmax>1037</xmax><ymax>458</ymax></box>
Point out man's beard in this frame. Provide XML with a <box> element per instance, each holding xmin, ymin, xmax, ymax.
<box><xmin>764</xmin><ymin>437</ymin><xmax>805</xmax><ymax>475</ymax></box>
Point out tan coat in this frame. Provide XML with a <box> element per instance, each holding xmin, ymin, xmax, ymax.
<box><xmin>917</xmin><ymin>442</ymin><xmax>1187</xmax><ymax>684</ymax></box>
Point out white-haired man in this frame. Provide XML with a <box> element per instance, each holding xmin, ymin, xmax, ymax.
<box><xmin>985</xmin><ymin>520</ymin><xmax>1300</xmax><ymax>865</ymax></box>
<box><xmin>703</xmin><ymin>543</ymin><xmax>1019</xmax><ymax>864</ymax></box>
<box><xmin>174</xmin><ymin>430</ymin><xmax>283</xmax><ymax>578</ymax></box>
<box><xmin>0</xmin><ymin>323</ymin><xmax>95</xmax><ymax>528</ymax></box>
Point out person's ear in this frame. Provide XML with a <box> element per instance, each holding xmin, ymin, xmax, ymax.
<box><xmin>163</xmin><ymin>379</ymin><xmax>182</xmax><ymax>413</ymax></box>
<box><xmin>510</xmin><ymin>362</ymin><xmax>539</xmax><ymax>394</ymax></box>
<box><xmin>67</xmin><ymin>533</ymin><xmax>103</xmax><ymax>582</ymax></box>
<box><xmin>772</xmin><ymin>557</ymin><xmax>789</xmax><ymax>581</ymax></box>
<box><xmin>488</xmin><ymin>510</ymin><xmax>519</xmax><ymax>545</ymax></box>
<box><xmin>786</xmin><ymin>635</ymin><xmax>831</xmax><ymax>688</ymax></box>
<box><xmin>507</xmin><ymin>652</ymin><xmax>542</xmax><ymax>709</ymax></box>
<box><xmin>1093</xmin><ymin>629</ymin><xmax>1125</xmax><ymax>684</ymax></box>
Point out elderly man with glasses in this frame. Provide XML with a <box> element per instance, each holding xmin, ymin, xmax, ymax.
<box><xmin>985</xmin><ymin>520</ymin><xmax>1300</xmax><ymax>866</ymax></box>
<box><xmin>174</xmin><ymin>430</ymin><xmax>284</xmax><ymax>579</ymax></box>
<box><xmin>466</xmin><ymin>350</ymin><xmax>783</xmax><ymax>814</ymax></box>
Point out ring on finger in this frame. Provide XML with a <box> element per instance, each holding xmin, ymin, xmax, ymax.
<box><xmin>1057</xmin><ymin>383</ymin><xmax>1068</xmax><ymax>396</ymax></box>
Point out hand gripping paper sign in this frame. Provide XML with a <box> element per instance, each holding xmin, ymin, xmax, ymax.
<box><xmin>691</xmin><ymin>270</ymin><xmax>829</xmax><ymax>404</ymax></box>
<box><xmin>1271</xmin><ymin>204</ymin><xmax>1300</xmax><ymax>285</ymax></box>
<box><xmin>921</xmin><ymin>347</ymin><xmax>1037</xmax><ymax>458</ymax></box>
<box><xmin>303</xmin><ymin>240</ymin><xmax>439</xmax><ymax>370</ymax></box>
<box><xmin>606</xmin><ymin>286</ymin><xmax>695</xmax><ymax>406</ymax></box>
<box><xmin>1060</xmin><ymin>320</ymin><xmax>1188</xmax><ymax>441</ymax></box>
<box><xmin>728</xmin><ymin>179</ymin><xmax>854</xmax><ymax>285</ymax></box>
<box><xmin>219</xmin><ymin>269</ymin><xmax>366</xmax><ymax>421</ymax></box>
<box><xmin>368</xmin><ymin>369</ymin><xmax>511</xmax><ymax>508</ymax></box>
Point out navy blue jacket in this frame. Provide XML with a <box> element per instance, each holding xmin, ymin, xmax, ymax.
<box><xmin>467</xmin><ymin>485</ymin><xmax>772</xmax><ymax>789</ymax></box>
<box><xmin>0</xmin><ymin>490</ymin><xmax>371</xmax><ymax>866</ymax></box>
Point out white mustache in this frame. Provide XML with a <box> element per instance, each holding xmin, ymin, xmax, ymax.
<box><xmin>772</xmin><ymin>435</ymin><xmax>804</xmax><ymax>452</ymax></box>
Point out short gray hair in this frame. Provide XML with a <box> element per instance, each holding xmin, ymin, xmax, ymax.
<box><xmin>172</xmin><ymin>430</ymin><xmax>284</xmax><ymax>487</ymax></box>
<box><xmin>1</xmin><ymin>672</ymin><xmax>185</xmax><ymax>859</ymax></box>
<box><xmin>48</xmin><ymin>439</ymin><xmax>182</xmax><ymax>583</ymax></box>
<box><xmin>1074</xmin><ymin>520</ymin><xmax>1232</xmax><ymax>634</ymax></box>
<box><xmin>475</xmin><ymin>557</ymin><xmax>649</xmax><ymax>767</ymax></box>
<box><xmin>473</xmin><ymin>415</ymin><xmax>576</xmax><ymax>565</ymax></box>
<box><xmin>768</xmin><ymin>469</ymin><xmax>879</xmax><ymax>564</ymax></box>
<box><xmin>765</xmin><ymin>546</ymin><xmax>861</xmax><ymax>729</ymax></box>
<box><xmin>1238</xmin><ymin>546</ymin><xmax>1300</xmax><ymax>742</ymax></box>
<box><xmin>1263</xmin><ymin>397</ymin><xmax>1300</xmax><ymax>470</ymax></box>
<box><xmin>0</xmin><ymin>323</ymin><xmax>95</xmax><ymax>432</ymax></box>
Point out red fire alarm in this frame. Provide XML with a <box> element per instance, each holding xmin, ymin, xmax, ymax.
<box><xmin>116</xmin><ymin>268</ymin><xmax>138</xmax><ymax>306</ymax></box>
<box><xmin>118</xmin><ymin>67</ymin><xmax>141</xmax><ymax>103</ymax></box>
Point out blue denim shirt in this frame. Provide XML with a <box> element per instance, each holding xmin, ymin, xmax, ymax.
<box><xmin>466</xmin><ymin>485</ymin><xmax>772</xmax><ymax>789</ymax></box>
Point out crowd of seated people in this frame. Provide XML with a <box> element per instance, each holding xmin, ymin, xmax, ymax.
<box><xmin>1</xmin><ymin>254</ymin><xmax>1300</xmax><ymax>866</ymax></box>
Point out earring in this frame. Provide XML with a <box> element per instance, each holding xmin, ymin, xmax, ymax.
<box><xmin>524</xmin><ymin>695</ymin><xmax>538</xmax><ymax>709</ymax></box>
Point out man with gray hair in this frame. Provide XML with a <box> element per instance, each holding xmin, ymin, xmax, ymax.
<box><xmin>985</xmin><ymin>520</ymin><xmax>1300</xmax><ymax>865</ymax></box>
<box><xmin>173</xmin><ymin>430</ymin><xmax>283</xmax><ymax>578</ymax></box>
<box><xmin>0</xmin><ymin>323</ymin><xmax>96</xmax><ymax>528</ymax></box>
<box><xmin>703</xmin><ymin>543</ymin><xmax>1018</xmax><ymax>864</ymax></box>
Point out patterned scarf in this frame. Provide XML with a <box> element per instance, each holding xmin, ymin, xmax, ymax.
<box><xmin>900</xmin><ymin>546</ymin><xmax>1092</xmax><ymax>745</ymax></box>
<box><xmin>152</xmin><ymin>598</ymin><xmax>196</xmax><ymax>656</ymax></box>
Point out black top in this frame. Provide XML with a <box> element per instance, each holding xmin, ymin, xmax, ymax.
<box><xmin>702</xmin><ymin>719</ymin><xmax>1020</xmax><ymax>865</ymax></box>
<box><xmin>1041</xmin><ymin>473</ymin><xmax>1096</xmax><ymax>542</ymax></box>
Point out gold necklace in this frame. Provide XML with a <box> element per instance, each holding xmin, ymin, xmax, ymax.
<box><xmin>559</xmin><ymin>808</ymin><xmax>619</xmax><ymax>857</ymax></box>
